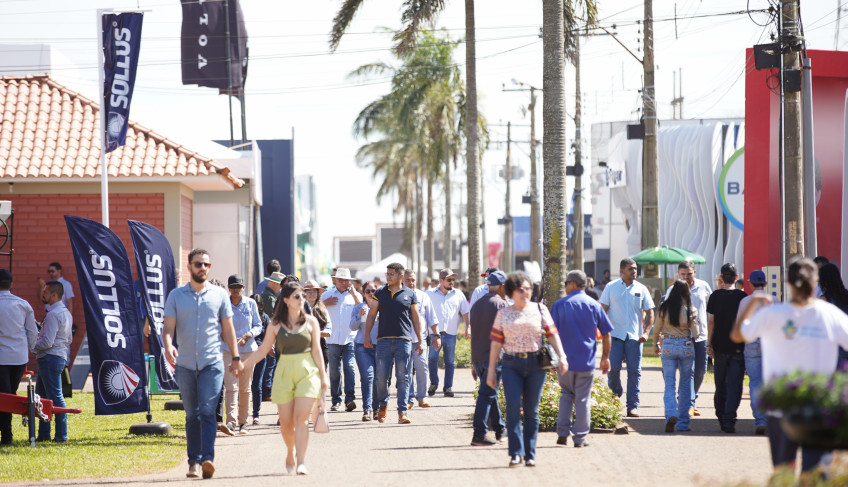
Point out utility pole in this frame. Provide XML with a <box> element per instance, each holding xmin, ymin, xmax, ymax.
<box><xmin>836</xmin><ymin>0</ymin><xmax>843</xmax><ymax>50</ymax></box>
<box><xmin>782</xmin><ymin>0</ymin><xmax>805</xmax><ymax>261</ymax></box>
<box><xmin>641</xmin><ymin>0</ymin><xmax>660</xmax><ymax>276</ymax></box>
<box><xmin>572</xmin><ymin>34</ymin><xmax>584</xmax><ymax>271</ymax></box>
<box><xmin>504</xmin><ymin>122</ymin><xmax>513</xmax><ymax>272</ymax></box>
<box><xmin>671</xmin><ymin>68</ymin><xmax>683</xmax><ymax>119</ymax></box>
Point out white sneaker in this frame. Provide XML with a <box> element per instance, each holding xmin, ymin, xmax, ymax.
<box><xmin>238</xmin><ymin>424</ymin><xmax>248</xmax><ymax>435</ymax></box>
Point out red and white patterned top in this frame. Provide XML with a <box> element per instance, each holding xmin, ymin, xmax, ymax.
<box><xmin>490</xmin><ymin>303</ymin><xmax>558</xmax><ymax>354</ymax></box>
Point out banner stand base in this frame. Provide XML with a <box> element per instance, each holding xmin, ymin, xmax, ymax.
<box><xmin>129</xmin><ymin>421</ymin><xmax>171</xmax><ymax>436</ymax></box>
<box><xmin>164</xmin><ymin>399</ymin><xmax>183</xmax><ymax>411</ymax></box>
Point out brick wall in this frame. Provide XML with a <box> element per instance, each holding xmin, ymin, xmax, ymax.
<box><xmin>3</xmin><ymin>193</ymin><xmax>165</xmax><ymax>370</ymax></box>
<box><xmin>180</xmin><ymin>195</ymin><xmax>193</xmax><ymax>284</ymax></box>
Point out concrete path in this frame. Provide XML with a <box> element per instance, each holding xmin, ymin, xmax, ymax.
<box><xmin>13</xmin><ymin>363</ymin><xmax>774</xmax><ymax>487</ymax></box>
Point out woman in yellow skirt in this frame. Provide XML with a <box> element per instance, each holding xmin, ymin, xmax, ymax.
<box><xmin>242</xmin><ymin>281</ymin><xmax>328</xmax><ymax>475</ymax></box>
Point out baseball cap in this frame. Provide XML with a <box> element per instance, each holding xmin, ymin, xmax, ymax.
<box><xmin>0</xmin><ymin>269</ymin><xmax>11</xmax><ymax>286</ymax></box>
<box><xmin>486</xmin><ymin>270</ymin><xmax>507</xmax><ymax>286</ymax></box>
<box><xmin>749</xmin><ymin>270</ymin><xmax>766</xmax><ymax>286</ymax></box>
<box><xmin>720</xmin><ymin>263</ymin><xmax>738</xmax><ymax>277</ymax></box>
<box><xmin>481</xmin><ymin>267</ymin><xmax>499</xmax><ymax>277</ymax></box>
<box><xmin>439</xmin><ymin>268</ymin><xmax>457</xmax><ymax>280</ymax></box>
<box><xmin>227</xmin><ymin>274</ymin><xmax>245</xmax><ymax>288</ymax></box>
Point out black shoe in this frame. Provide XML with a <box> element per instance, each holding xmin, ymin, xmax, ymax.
<box><xmin>509</xmin><ymin>455</ymin><xmax>523</xmax><ymax>467</ymax></box>
<box><xmin>495</xmin><ymin>431</ymin><xmax>504</xmax><ymax>443</ymax></box>
<box><xmin>345</xmin><ymin>401</ymin><xmax>357</xmax><ymax>412</ymax></box>
<box><xmin>444</xmin><ymin>387</ymin><xmax>454</xmax><ymax>397</ymax></box>
<box><xmin>626</xmin><ymin>409</ymin><xmax>640</xmax><ymax>417</ymax></box>
<box><xmin>665</xmin><ymin>417</ymin><xmax>678</xmax><ymax>433</ymax></box>
<box><xmin>755</xmin><ymin>426</ymin><xmax>767</xmax><ymax>435</ymax></box>
<box><xmin>427</xmin><ymin>384</ymin><xmax>437</xmax><ymax>397</ymax></box>
<box><xmin>471</xmin><ymin>436</ymin><xmax>497</xmax><ymax>446</ymax></box>
<box><xmin>556</xmin><ymin>436</ymin><xmax>568</xmax><ymax>445</ymax></box>
<box><xmin>722</xmin><ymin>425</ymin><xmax>736</xmax><ymax>434</ymax></box>
<box><xmin>573</xmin><ymin>441</ymin><xmax>589</xmax><ymax>448</ymax></box>
<box><xmin>0</xmin><ymin>438</ymin><xmax>12</xmax><ymax>446</ymax></box>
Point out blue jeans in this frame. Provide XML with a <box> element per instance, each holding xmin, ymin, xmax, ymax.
<box><xmin>660</xmin><ymin>337</ymin><xmax>694</xmax><ymax>430</ymax></box>
<box><xmin>429</xmin><ymin>333</ymin><xmax>457</xmax><ymax>389</ymax></box>
<box><xmin>262</xmin><ymin>353</ymin><xmax>276</xmax><ymax>398</ymax></box>
<box><xmin>714</xmin><ymin>351</ymin><xmax>745</xmax><ymax>428</ymax></box>
<box><xmin>556</xmin><ymin>370</ymin><xmax>594</xmax><ymax>444</ymax></box>
<box><xmin>608</xmin><ymin>337</ymin><xmax>642</xmax><ymax>411</ymax></box>
<box><xmin>251</xmin><ymin>355</ymin><xmax>267</xmax><ymax>419</ymax></box>
<box><xmin>328</xmin><ymin>343</ymin><xmax>356</xmax><ymax>405</ymax></box>
<box><xmin>501</xmin><ymin>354</ymin><xmax>546</xmax><ymax>461</ymax></box>
<box><xmin>473</xmin><ymin>361</ymin><xmax>504</xmax><ymax>439</ymax></box>
<box><xmin>692</xmin><ymin>339</ymin><xmax>707</xmax><ymax>408</ymax></box>
<box><xmin>176</xmin><ymin>361</ymin><xmax>224</xmax><ymax>465</ymax></box>
<box><xmin>354</xmin><ymin>343</ymin><xmax>377</xmax><ymax>412</ymax></box>
<box><xmin>408</xmin><ymin>341</ymin><xmax>429</xmax><ymax>402</ymax></box>
<box><xmin>375</xmin><ymin>338</ymin><xmax>411</xmax><ymax>412</ymax></box>
<box><xmin>744</xmin><ymin>341</ymin><xmax>767</xmax><ymax>427</ymax></box>
<box><xmin>36</xmin><ymin>354</ymin><xmax>67</xmax><ymax>441</ymax></box>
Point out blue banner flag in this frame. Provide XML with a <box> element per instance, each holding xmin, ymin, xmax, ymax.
<box><xmin>101</xmin><ymin>12</ymin><xmax>143</xmax><ymax>153</ymax></box>
<box><xmin>65</xmin><ymin>216</ymin><xmax>148</xmax><ymax>415</ymax></box>
<box><xmin>128</xmin><ymin>220</ymin><xmax>179</xmax><ymax>391</ymax></box>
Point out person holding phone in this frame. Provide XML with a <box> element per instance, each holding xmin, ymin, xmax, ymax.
<box><xmin>321</xmin><ymin>268</ymin><xmax>361</xmax><ymax>411</ymax></box>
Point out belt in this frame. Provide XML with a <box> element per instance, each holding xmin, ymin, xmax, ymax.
<box><xmin>505</xmin><ymin>351</ymin><xmax>540</xmax><ymax>359</ymax></box>
<box><xmin>663</xmin><ymin>336</ymin><xmax>691</xmax><ymax>340</ymax></box>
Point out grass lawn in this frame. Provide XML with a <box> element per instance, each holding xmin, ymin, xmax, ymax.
<box><xmin>0</xmin><ymin>392</ymin><xmax>186</xmax><ymax>482</ymax></box>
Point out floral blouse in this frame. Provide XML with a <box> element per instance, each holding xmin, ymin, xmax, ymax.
<box><xmin>490</xmin><ymin>302</ymin><xmax>558</xmax><ymax>354</ymax></box>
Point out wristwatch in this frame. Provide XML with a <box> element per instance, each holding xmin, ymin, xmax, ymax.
<box><xmin>232</xmin><ymin>356</ymin><xmax>241</xmax><ymax>361</ymax></box>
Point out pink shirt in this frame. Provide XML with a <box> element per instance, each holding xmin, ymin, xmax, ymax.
<box><xmin>490</xmin><ymin>303</ymin><xmax>558</xmax><ymax>354</ymax></box>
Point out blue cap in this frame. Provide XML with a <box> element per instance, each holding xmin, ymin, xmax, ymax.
<box><xmin>749</xmin><ymin>270</ymin><xmax>766</xmax><ymax>286</ymax></box>
<box><xmin>487</xmin><ymin>270</ymin><xmax>507</xmax><ymax>286</ymax></box>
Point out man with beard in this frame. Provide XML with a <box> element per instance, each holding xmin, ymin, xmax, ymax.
<box><xmin>427</xmin><ymin>268</ymin><xmax>470</xmax><ymax>397</ymax></box>
<box><xmin>163</xmin><ymin>249</ymin><xmax>242</xmax><ymax>479</ymax></box>
<box><xmin>33</xmin><ymin>280</ymin><xmax>72</xmax><ymax>443</ymax></box>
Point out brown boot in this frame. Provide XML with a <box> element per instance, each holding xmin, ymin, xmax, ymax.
<box><xmin>398</xmin><ymin>412</ymin><xmax>411</xmax><ymax>424</ymax></box>
<box><xmin>376</xmin><ymin>406</ymin><xmax>388</xmax><ymax>423</ymax></box>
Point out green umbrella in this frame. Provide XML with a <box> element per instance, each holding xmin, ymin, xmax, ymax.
<box><xmin>631</xmin><ymin>246</ymin><xmax>707</xmax><ymax>288</ymax></box>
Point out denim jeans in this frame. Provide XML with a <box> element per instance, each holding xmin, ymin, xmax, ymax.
<box><xmin>408</xmin><ymin>341</ymin><xmax>429</xmax><ymax>402</ymax></box>
<box><xmin>557</xmin><ymin>370</ymin><xmax>594</xmax><ymax>444</ymax></box>
<box><xmin>501</xmin><ymin>354</ymin><xmax>547</xmax><ymax>461</ymax></box>
<box><xmin>472</xmin><ymin>361</ymin><xmax>504</xmax><ymax>439</ymax></box>
<box><xmin>429</xmin><ymin>333</ymin><xmax>456</xmax><ymax>389</ymax></box>
<box><xmin>354</xmin><ymin>342</ymin><xmax>377</xmax><ymax>412</ymax></box>
<box><xmin>692</xmin><ymin>339</ymin><xmax>707</xmax><ymax>408</ymax></box>
<box><xmin>36</xmin><ymin>354</ymin><xmax>67</xmax><ymax>441</ymax></box>
<box><xmin>176</xmin><ymin>361</ymin><xmax>224</xmax><ymax>465</ymax></box>
<box><xmin>375</xmin><ymin>338</ymin><xmax>411</xmax><ymax>412</ymax></box>
<box><xmin>328</xmin><ymin>343</ymin><xmax>356</xmax><ymax>405</ymax></box>
<box><xmin>251</xmin><ymin>355</ymin><xmax>267</xmax><ymax>418</ymax></box>
<box><xmin>744</xmin><ymin>340</ymin><xmax>767</xmax><ymax>427</ymax></box>
<box><xmin>608</xmin><ymin>337</ymin><xmax>642</xmax><ymax>411</ymax></box>
<box><xmin>660</xmin><ymin>337</ymin><xmax>694</xmax><ymax>430</ymax></box>
<box><xmin>262</xmin><ymin>353</ymin><xmax>276</xmax><ymax>398</ymax></box>
<box><xmin>714</xmin><ymin>351</ymin><xmax>745</xmax><ymax>428</ymax></box>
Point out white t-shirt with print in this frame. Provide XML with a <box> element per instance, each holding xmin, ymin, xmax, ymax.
<box><xmin>741</xmin><ymin>300</ymin><xmax>848</xmax><ymax>382</ymax></box>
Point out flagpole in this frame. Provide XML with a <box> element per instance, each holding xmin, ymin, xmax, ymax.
<box><xmin>96</xmin><ymin>9</ymin><xmax>110</xmax><ymax>228</ymax></box>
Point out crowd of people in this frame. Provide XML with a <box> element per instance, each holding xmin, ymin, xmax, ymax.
<box><xmin>4</xmin><ymin>250</ymin><xmax>848</xmax><ymax>480</ymax></box>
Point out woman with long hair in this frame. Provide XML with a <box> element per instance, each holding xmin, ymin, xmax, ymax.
<box><xmin>733</xmin><ymin>258</ymin><xmax>848</xmax><ymax>472</ymax></box>
<box><xmin>241</xmin><ymin>282</ymin><xmax>328</xmax><ymax>475</ymax></box>
<box><xmin>652</xmin><ymin>280</ymin><xmax>698</xmax><ymax>433</ymax></box>
<box><xmin>304</xmin><ymin>280</ymin><xmax>330</xmax><ymax>369</ymax></box>
<box><xmin>350</xmin><ymin>280</ymin><xmax>379</xmax><ymax>421</ymax></box>
<box><xmin>487</xmin><ymin>272</ymin><xmax>568</xmax><ymax>467</ymax></box>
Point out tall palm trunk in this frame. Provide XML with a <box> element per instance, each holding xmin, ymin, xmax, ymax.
<box><xmin>444</xmin><ymin>144</ymin><xmax>453</xmax><ymax>269</ymax></box>
<box><xmin>415</xmin><ymin>162</ymin><xmax>423</xmax><ymax>275</ymax></box>
<box><xmin>542</xmin><ymin>0</ymin><xmax>567</xmax><ymax>305</ymax></box>
<box><xmin>426</xmin><ymin>175</ymin><xmax>435</xmax><ymax>278</ymax></box>
<box><xmin>464</xmin><ymin>0</ymin><xmax>480</xmax><ymax>288</ymax></box>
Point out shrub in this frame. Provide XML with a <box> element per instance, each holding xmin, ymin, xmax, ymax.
<box><xmin>436</xmin><ymin>335</ymin><xmax>472</xmax><ymax>368</ymax></box>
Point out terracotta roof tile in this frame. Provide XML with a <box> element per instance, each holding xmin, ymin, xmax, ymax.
<box><xmin>0</xmin><ymin>74</ymin><xmax>243</xmax><ymax>188</ymax></box>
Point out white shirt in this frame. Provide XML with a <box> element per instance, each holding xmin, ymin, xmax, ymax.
<box><xmin>0</xmin><ymin>290</ymin><xmax>38</xmax><ymax>365</ymax></box>
<box><xmin>427</xmin><ymin>287</ymin><xmax>470</xmax><ymax>335</ymax></box>
<box><xmin>322</xmin><ymin>287</ymin><xmax>361</xmax><ymax>345</ymax></box>
<box><xmin>664</xmin><ymin>278</ymin><xmax>711</xmax><ymax>342</ymax></box>
<box><xmin>412</xmin><ymin>289</ymin><xmax>439</xmax><ymax>343</ymax></box>
<box><xmin>469</xmin><ymin>284</ymin><xmax>488</xmax><ymax>308</ymax></box>
<box><xmin>741</xmin><ymin>300</ymin><xmax>848</xmax><ymax>382</ymax></box>
<box><xmin>58</xmin><ymin>276</ymin><xmax>75</xmax><ymax>309</ymax></box>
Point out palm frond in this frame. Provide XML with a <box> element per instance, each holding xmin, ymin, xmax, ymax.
<box><xmin>329</xmin><ymin>0</ymin><xmax>367</xmax><ymax>51</ymax></box>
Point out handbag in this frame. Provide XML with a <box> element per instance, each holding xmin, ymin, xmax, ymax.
<box><xmin>312</xmin><ymin>392</ymin><xmax>330</xmax><ymax>433</ymax></box>
<box><xmin>537</xmin><ymin>303</ymin><xmax>559</xmax><ymax>370</ymax></box>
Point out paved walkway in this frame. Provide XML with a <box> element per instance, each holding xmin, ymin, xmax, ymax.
<box><xmin>15</xmin><ymin>363</ymin><xmax>774</xmax><ymax>487</ymax></box>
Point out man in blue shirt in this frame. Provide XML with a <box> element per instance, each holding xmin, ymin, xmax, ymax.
<box><xmin>34</xmin><ymin>280</ymin><xmax>72</xmax><ymax>443</ymax></box>
<box><xmin>222</xmin><ymin>274</ymin><xmax>263</xmax><ymax>435</ymax></box>
<box><xmin>0</xmin><ymin>269</ymin><xmax>37</xmax><ymax>446</ymax></box>
<box><xmin>163</xmin><ymin>249</ymin><xmax>242</xmax><ymax>480</ymax></box>
<box><xmin>551</xmin><ymin>270</ymin><xmax>612</xmax><ymax>447</ymax></box>
<box><xmin>599</xmin><ymin>258</ymin><xmax>655</xmax><ymax>417</ymax></box>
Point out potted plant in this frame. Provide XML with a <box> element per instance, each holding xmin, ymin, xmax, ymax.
<box><xmin>758</xmin><ymin>370</ymin><xmax>848</xmax><ymax>449</ymax></box>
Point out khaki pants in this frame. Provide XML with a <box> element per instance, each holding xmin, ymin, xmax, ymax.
<box><xmin>223</xmin><ymin>350</ymin><xmax>255</xmax><ymax>426</ymax></box>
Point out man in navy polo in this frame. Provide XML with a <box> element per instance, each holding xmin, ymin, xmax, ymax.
<box><xmin>551</xmin><ymin>270</ymin><xmax>612</xmax><ymax>447</ymax></box>
<box><xmin>364</xmin><ymin>262</ymin><xmax>424</xmax><ymax>424</ymax></box>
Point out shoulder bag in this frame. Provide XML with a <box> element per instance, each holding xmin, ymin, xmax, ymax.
<box><xmin>537</xmin><ymin>303</ymin><xmax>559</xmax><ymax>370</ymax></box>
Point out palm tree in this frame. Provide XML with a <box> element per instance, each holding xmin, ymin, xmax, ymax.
<box><xmin>542</xmin><ymin>0</ymin><xmax>597</xmax><ymax>306</ymax></box>
<box><xmin>330</xmin><ymin>0</ymin><xmax>483</xmax><ymax>289</ymax></box>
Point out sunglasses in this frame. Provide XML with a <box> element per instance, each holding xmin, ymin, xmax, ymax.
<box><xmin>192</xmin><ymin>262</ymin><xmax>211</xmax><ymax>268</ymax></box>
<box><xmin>517</xmin><ymin>287</ymin><xmax>533</xmax><ymax>294</ymax></box>
<box><xmin>445</xmin><ymin>278</ymin><xmax>456</xmax><ymax>283</ymax></box>
<box><xmin>364</xmin><ymin>289</ymin><xmax>375</xmax><ymax>294</ymax></box>
<box><xmin>306</xmin><ymin>289</ymin><xmax>318</xmax><ymax>293</ymax></box>
<box><xmin>291</xmin><ymin>293</ymin><xmax>306</xmax><ymax>300</ymax></box>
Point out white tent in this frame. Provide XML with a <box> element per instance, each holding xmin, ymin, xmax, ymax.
<box><xmin>355</xmin><ymin>253</ymin><xmax>428</xmax><ymax>282</ymax></box>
